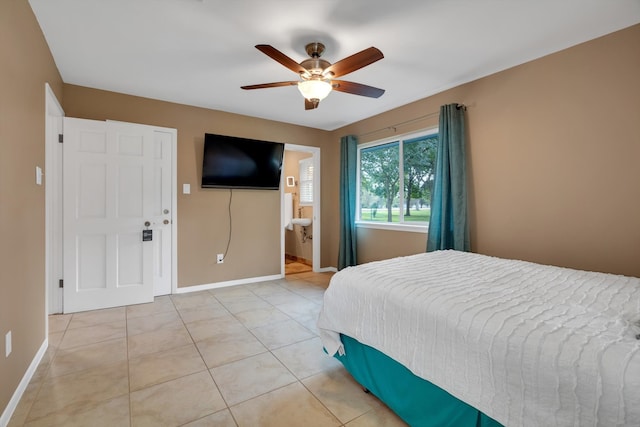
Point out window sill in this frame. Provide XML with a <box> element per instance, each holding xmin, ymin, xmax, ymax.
<box><xmin>355</xmin><ymin>221</ymin><xmax>428</xmax><ymax>234</ymax></box>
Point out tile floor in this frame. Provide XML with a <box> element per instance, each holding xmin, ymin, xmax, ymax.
<box><xmin>8</xmin><ymin>271</ymin><xmax>407</xmax><ymax>427</ymax></box>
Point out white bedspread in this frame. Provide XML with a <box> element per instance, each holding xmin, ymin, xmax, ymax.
<box><xmin>317</xmin><ymin>250</ymin><xmax>640</xmax><ymax>427</ymax></box>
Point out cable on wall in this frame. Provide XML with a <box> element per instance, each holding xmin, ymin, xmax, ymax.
<box><xmin>222</xmin><ymin>188</ymin><xmax>233</xmax><ymax>261</ymax></box>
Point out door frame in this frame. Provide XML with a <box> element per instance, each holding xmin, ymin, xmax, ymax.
<box><xmin>45</xmin><ymin>83</ymin><xmax>64</xmax><ymax>314</ymax></box>
<box><xmin>282</xmin><ymin>144</ymin><xmax>321</xmax><ymax>274</ymax></box>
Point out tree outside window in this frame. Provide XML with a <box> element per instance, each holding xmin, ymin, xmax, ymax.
<box><xmin>358</xmin><ymin>130</ymin><xmax>438</xmax><ymax>225</ymax></box>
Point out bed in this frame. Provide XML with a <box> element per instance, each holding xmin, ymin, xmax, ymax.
<box><xmin>317</xmin><ymin>250</ymin><xmax>640</xmax><ymax>426</ymax></box>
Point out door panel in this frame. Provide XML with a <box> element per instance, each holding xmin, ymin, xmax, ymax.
<box><xmin>118</xmin><ymin>165</ymin><xmax>144</xmax><ymax>217</ymax></box>
<box><xmin>78</xmin><ymin>163</ymin><xmax>107</xmax><ymax>218</ymax></box>
<box><xmin>77</xmin><ymin>234</ymin><xmax>106</xmax><ymax>290</ymax></box>
<box><xmin>118</xmin><ymin>231</ymin><xmax>143</xmax><ymax>285</ymax></box>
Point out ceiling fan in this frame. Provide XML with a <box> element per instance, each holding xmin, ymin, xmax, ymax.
<box><xmin>241</xmin><ymin>42</ymin><xmax>385</xmax><ymax>110</ymax></box>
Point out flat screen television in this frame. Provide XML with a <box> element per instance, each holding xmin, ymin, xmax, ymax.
<box><xmin>201</xmin><ymin>133</ymin><xmax>285</xmax><ymax>190</ymax></box>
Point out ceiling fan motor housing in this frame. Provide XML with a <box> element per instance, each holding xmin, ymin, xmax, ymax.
<box><xmin>300</xmin><ymin>58</ymin><xmax>331</xmax><ymax>77</ymax></box>
<box><xmin>300</xmin><ymin>42</ymin><xmax>332</xmax><ymax>77</ymax></box>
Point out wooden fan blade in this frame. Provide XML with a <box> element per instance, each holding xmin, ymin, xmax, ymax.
<box><xmin>255</xmin><ymin>45</ymin><xmax>310</xmax><ymax>77</ymax></box>
<box><xmin>241</xmin><ymin>81</ymin><xmax>299</xmax><ymax>90</ymax></box>
<box><xmin>323</xmin><ymin>47</ymin><xmax>383</xmax><ymax>78</ymax></box>
<box><xmin>331</xmin><ymin>80</ymin><xmax>385</xmax><ymax>98</ymax></box>
<box><xmin>305</xmin><ymin>98</ymin><xmax>319</xmax><ymax>110</ymax></box>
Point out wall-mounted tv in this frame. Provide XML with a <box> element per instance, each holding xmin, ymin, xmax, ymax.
<box><xmin>201</xmin><ymin>133</ymin><xmax>285</xmax><ymax>190</ymax></box>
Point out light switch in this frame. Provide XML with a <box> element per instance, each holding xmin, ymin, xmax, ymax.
<box><xmin>35</xmin><ymin>166</ymin><xmax>43</xmax><ymax>185</ymax></box>
<box><xmin>183</xmin><ymin>183</ymin><xmax>191</xmax><ymax>194</ymax></box>
<box><xmin>5</xmin><ymin>331</ymin><xmax>11</xmax><ymax>357</ymax></box>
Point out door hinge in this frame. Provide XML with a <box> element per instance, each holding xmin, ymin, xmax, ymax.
<box><xmin>58</xmin><ymin>134</ymin><xmax>63</xmax><ymax>143</ymax></box>
<box><xmin>58</xmin><ymin>279</ymin><xmax>63</xmax><ymax>288</ymax></box>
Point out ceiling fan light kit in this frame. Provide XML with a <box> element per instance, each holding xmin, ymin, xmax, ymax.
<box><xmin>298</xmin><ymin>79</ymin><xmax>332</xmax><ymax>102</ymax></box>
<box><xmin>241</xmin><ymin>42</ymin><xmax>384</xmax><ymax>110</ymax></box>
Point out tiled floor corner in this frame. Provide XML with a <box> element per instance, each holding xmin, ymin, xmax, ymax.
<box><xmin>8</xmin><ymin>271</ymin><xmax>407</xmax><ymax>427</ymax></box>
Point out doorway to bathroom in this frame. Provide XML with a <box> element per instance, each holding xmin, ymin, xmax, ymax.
<box><xmin>282</xmin><ymin>144</ymin><xmax>320</xmax><ymax>276</ymax></box>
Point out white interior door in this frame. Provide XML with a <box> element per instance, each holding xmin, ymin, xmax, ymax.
<box><xmin>63</xmin><ymin>118</ymin><xmax>156</xmax><ymax>313</ymax></box>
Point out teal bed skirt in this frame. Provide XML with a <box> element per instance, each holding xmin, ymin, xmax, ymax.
<box><xmin>335</xmin><ymin>334</ymin><xmax>503</xmax><ymax>427</ymax></box>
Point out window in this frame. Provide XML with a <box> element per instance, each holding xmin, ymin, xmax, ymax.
<box><xmin>357</xmin><ymin>129</ymin><xmax>438</xmax><ymax>230</ymax></box>
<box><xmin>299</xmin><ymin>157</ymin><xmax>314</xmax><ymax>206</ymax></box>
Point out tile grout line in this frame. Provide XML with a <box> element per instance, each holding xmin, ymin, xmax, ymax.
<box><xmin>246</xmin><ymin>277</ymin><xmax>346</xmax><ymax>425</ymax></box>
<box><xmin>172</xmin><ymin>292</ymin><xmax>240</xmax><ymax>425</ymax></box>
<box><xmin>20</xmin><ymin>315</ymin><xmax>72</xmax><ymax>426</ymax></box>
<box><xmin>23</xmin><ymin>273</ymin><xmax>337</xmax><ymax>427</ymax></box>
<box><xmin>125</xmin><ymin>305</ymin><xmax>132</xmax><ymax>427</ymax></box>
<box><xmin>199</xmin><ymin>277</ymin><xmax>338</xmax><ymax>424</ymax></box>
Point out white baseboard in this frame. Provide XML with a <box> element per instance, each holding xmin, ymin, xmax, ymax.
<box><xmin>0</xmin><ymin>338</ymin><xmax>48</xmax><ymax>427</ymax></box>
<box><xmin>174</xmin><ymin>268</ymin><xmax>337</xmax><ymax>295</ymax></box>
<box><xmin>175</xmin><ymin>274</ymin><xmax>284</xmax><ymax>294</ymax></box>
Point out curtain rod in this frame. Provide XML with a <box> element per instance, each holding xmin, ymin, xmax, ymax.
<box><xmin>356</xmin><ymin>103</ymin><xmax>467</xmax><ymax>139</ymax></box>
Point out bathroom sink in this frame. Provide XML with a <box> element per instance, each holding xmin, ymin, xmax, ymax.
<box><xmin>291</xmin><ymin>218</ymin><xmax>312</xmax><ymax>226</ymax></box>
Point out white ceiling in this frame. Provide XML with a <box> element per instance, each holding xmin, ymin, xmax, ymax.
<box><xmin>29</xmin><ymin>0</ymin><xmax>640</xmax><ymax>131</ymax></box>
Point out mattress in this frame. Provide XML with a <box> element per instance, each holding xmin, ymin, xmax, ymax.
<box><xmin>317</xmin><ymin>250</ymin><xmax>640</xmax><ymax>426</ymax></box>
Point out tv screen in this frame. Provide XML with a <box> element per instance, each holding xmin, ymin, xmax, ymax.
<box><xmin>201</xmin><ymin>133</ymin><xmax>285</xmax><ymax>190</ymax></box>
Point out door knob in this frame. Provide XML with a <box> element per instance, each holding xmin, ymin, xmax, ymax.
<box><xmin>163</xmin><ymin>219</ymin><xmax>170</xmax><ymax>225</ymax></box>
<box><xmin>163</xmin><ymin>209</ymin><xmax>169</xmax><ymax>214</ymax></box>
<box><xmin>144</xmin><ymin>221</ymin><xmax>151</xmax><ymax>227</ymax></box>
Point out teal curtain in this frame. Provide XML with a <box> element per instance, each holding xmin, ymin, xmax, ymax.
<box><xmin>427</xmin><ymin>104</ymin><xmax>470</xmax><ymax>252</ymax></box>
<box><xmin>338</xmin><ymin>135</ymin><xmax>358</xmax><ymax>269</ymax></box>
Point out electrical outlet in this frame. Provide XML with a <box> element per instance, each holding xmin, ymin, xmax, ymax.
<box><xmin>216</xmin><ymin>254</ymin><xmax>224</xmax><ymax>264</ymax></box>
<box><xmin>5</xmin><ymin>331</ymin><xmax>11</xmax><ymax>357</ymax></box>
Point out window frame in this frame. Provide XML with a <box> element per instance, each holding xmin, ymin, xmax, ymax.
<box><xmin>356</xmin><ymin>127</ymin><xmax>438</xmax><ymax>233</ymax></box>
<box><xmin>298</xmin><ymin>156</ymin><xmax>314</xmax><ymax>206</ymax></box>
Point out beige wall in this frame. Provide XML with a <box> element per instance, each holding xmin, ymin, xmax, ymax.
<box><xmin>283</xmin><ymin>150</ymin><xmax>313</xmax><ymax>262</ymax></box>
<box><xmin>356</xmin><ymin>228</ymin><xmax>427</xmax><ymax>264</ymax></box>
<box><xmin>0</xmin><ymin>1</ymin><xmax>63</xmax><ymax>416</ymax></box>
<box><xmin>336</xmin><ymin>24</ymin><xmax>640</xmax><ymax>276</ymax></box>
<box><xmin>62</xmin><ymin>86</ymin><xmax>336</xmax><ymax>286</ymax></box>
